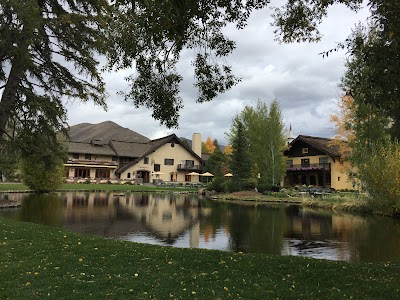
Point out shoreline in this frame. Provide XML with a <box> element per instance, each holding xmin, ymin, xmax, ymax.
<box><xmin>0</xmin><ymin>186</ymin><xmax>373</xmax><ymax>216</ymax></box>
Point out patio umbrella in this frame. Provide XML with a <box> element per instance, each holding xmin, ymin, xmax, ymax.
<box><xmin>224</xmin><ymin>173</ymin><xmax>233</xmax><ymax>177</ymax></box>
<box><xmin>187</xmin><ymin>172</ymin><xmax>200</xmax><ymax>176</ymax></box>
<box><xmin>200</xmin><ymin>172</ymin><xmax>214</xmax><ymax>183</ymax></box>
<box><xmin>152</xmin><ymin>171</ymin><xmax>165</xmax><ymax>176</ymax></box>
<box><xmin>200</xmin><ymin>172</ymin><xmax>214</xmax><ymax>177</ymax></box>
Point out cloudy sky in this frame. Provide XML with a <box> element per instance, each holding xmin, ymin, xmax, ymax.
<box><xmin>65</xmin><ymin>2</ymin><xmax>370</xmax><ymax>145</ymax></box>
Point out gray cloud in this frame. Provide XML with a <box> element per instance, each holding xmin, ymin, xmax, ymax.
<box><xmin>66</xmin><ymin>3</ymin><xmax>370</xmax><ymax>145</ymax></box>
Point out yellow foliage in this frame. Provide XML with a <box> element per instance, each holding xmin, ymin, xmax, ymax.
<box><xmin>204</xmin><ymin>136</ymin><xmax>216</xmax><ymax>154</ymax></box>
<box><xmin>330</xmin><ymin>95</ymin><xmax>356</xmax><ymax>174</ymax></box>
<box><xmin>224</xmin><ymin>144</ymin><xmax>232</xmax><ymax>155</ymax></box>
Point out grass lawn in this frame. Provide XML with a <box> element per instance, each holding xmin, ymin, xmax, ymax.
<box><xmin>0</xmin><ymin>217</ymin><xmax>399</xmax><ymax>299</ymax></box>
<box><xmin>0</xmin><ymin>183</ymin><xmax>199</xmax><ymax>193</ymax></box>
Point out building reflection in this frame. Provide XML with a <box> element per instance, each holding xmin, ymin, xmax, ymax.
<box><xmin>62</xmin><ymin>192</ymin><xmax>211</xmax><ymax>247</ymax></box>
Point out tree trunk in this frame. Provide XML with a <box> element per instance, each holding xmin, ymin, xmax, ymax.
<box><xmin>0</xmin><ymin>61</ymin><xmax>24</xmax><ymax>138</ymax></box>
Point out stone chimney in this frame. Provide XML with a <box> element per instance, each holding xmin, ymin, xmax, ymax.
<box><xmin>192</xmin><ymin>133</ymin><xmax>202</xmax><ymax>157</ymax></box>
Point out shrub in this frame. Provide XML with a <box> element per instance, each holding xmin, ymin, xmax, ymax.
<box><xmin>357</xmin><ymin>140</ymin><xmax>400</xmax><ymax>216</ymax></box>
<box><xmin>206</xmin><ymin>176</ymin><xmax>225</xmax><ymax>193</ymax></box>
<box><xmin>257</xmin><ymin>183</ymin><xmax>272</xmax><ymax>193</ymax></box>
<box><xmin>19</xmin><ymin>157</ymin><xmax>64</xmax><ymax>192</ymax></box>
<box><xmin>241</xmin><ymin>178</ymin><xmax>257</xmax><ymax>190</ymax></box>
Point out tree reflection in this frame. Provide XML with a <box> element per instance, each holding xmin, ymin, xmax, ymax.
<box><xmin>19</xmin><ymin>193</ymin><xmax>64</xmax><ymax>226</ymax></box>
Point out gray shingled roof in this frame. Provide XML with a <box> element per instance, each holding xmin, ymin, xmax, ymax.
<box><xmin>68</xmin><ymin>121</ymin><xmax>150</xmax><ymax>144</ymax></box>
<box><xmin>110</xmin><ymin>140</ymin><xmax>151</xmax><ymax>158</ymax></box>
<box><xmin>68</xmin><ymin>142</ymin><xmax>116</xmax><ymax>156</ymax></box>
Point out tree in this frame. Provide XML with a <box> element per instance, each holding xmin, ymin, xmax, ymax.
<box><xmin>228</xmin><ymin>118</ymin><xmax>253</xmax><ymax>191</ymax></box>
<box><xmin>204</xmin><ymin>137</ymin><xmax>216</xmax><ymax>154</ymax></box>
<box><xmin>17</xmin><ymin>119</ymin><xmax>67</xmax><ymax>192</ymax></box>
<box><xmin>0</xmin><ymin>1</ymin><xmax>109</xmax><ymax>138</ymax></box>
<box><xmin>237</xmin><ymin>100</ymin><xmax>287</xmax><ymax>189</ymax></box>
<box><xmin>204</xmin><ymin>143</ymin><xmax>228</xmax><ymax>192</ymax></box>
<box><xmin>331</xmin><ymin>26</ymin><xmax>398</xmax><ymax>213</ymax></box>
<box><xmin>224</xmin><ymin>144</ymin><xmax>232</xmax><ymax>155</ymax></box>
<box><xmin>0</xmin><ymin>0</ymin><xmax>109</xmax><ymax>188</ymax></box>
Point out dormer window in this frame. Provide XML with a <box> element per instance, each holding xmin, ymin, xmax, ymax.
<box><xmin>302</xmin><ymin>147</ymin><xmax>309</xmax><ymax>154</ymax></box>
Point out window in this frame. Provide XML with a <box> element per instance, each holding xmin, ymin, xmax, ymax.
<box><xmin>154</xmin><ymin>164</ymin><xmax>160</xmax><ymax>172</ymax></box>
<box><xmin>319</xmin><ymin>157</ymin><xmax>329</xmax><ymax>164</ymax></box>
<box><xmin>301</xmin><ymin>158</ymin><xmax>310</xmax><ymax>167</ymax></box>
<box><xmin>121</xmin><ymin>157</ymin><xmax>132</xmax><ymax>165</ymax></box>
<box><xmin>127</xmin><ymin>172</ymin><xmax>131</xmax><ymax>179</ymax></box>
<box><xmin>95</xmin><ymin>169</ymin><xmax>110</xmax><ymax>179</ymax></box>
<box><xmin>72</xmin><ymin>153</ymin><xmax>79</xmax><ymax>159</ymax></box>
<box><xmin>164</xmin><ymin>158</ymin><xmax>174</xmax><ymax>165</ymax></box>
<box><xmin>85</xmin><ymin>154</ymin><xmax>92</xmax><ymax>160</ymax></box>
<box><xmin>302</xmin><ymin>148</ymin><xmax>309</xmax><ymax>154</ymax></box>
<box><xmin>338</xmin><ymin>177</ymin><xmax>341</xmax><ymax>182</ymax></box>
<box><xmin>185</xmin><ymin>160</ymin><xmax>194</xmax><ymax>167</ymax></box>
<box><xmin>75</xmin><ymin>168</ymin><xmax>90</xmax><ymax>178</ymax></box>
<box><xmin>171</xmin><ymin>143</ymin><xmax>175</xmax><ymax>148</ymax></box>
<box><xmin>286</xmin><ymin>159</ymin><xmax>293</xmax><ymax>167</ymax></box>
<box><xmin>143</xmin><ymin>157</ymin><xmax>149</xmax><ymax>164</ymax></box>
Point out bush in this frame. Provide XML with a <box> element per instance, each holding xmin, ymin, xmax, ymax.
<box><xmin>225</xmin><ymin>180</ymin><xmax>240</xmax><ymax>193</ymax></box>
<box><xmin>206</xmin><ymin>176</ymin><xmax>225</xmax><ymax>193</ymax></box>
<box><xmin>357</xmin><ymin>142</ymin><xmax>400</xmax><ymax>216</ymax></box>
<box><xmin>257</xmin><ymin>183</ymin><xmax>272</xmax><ymax>193</ymax></box>
<box><xmin>241</xmin><ymin>178</ymin><xmax>257</xmax><ymax>190</ymax></box>
<box><xmin>20</xmin><ymin>157</ymin><xmax>64</xmax><ymax>192</ymax></box>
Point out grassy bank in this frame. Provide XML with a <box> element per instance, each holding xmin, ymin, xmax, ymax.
<box><xmin>1</xmin><ymin>217</ymin><xmax>399</xmax><ymax>299</ymax></box>
<box><xmin>214</xmin><ymin>191</ymin><xmax>370</xmax><ymax>214</ymax></box>
<box><xmin>0</xmin><ymin>183</ymin><xmax>198</xmax><ymax>193</ymax></box>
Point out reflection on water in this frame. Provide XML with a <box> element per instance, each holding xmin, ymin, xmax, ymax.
<box><xmin>1</xmin><ymin>192</ymin><xmax>400</xmax><ymax>263</ymax></box>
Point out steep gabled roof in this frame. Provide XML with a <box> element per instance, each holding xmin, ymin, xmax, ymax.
<box><xmin>116</xmin><ymin>134</ymin><xmax>204</xmax><ymax>174</ymax></box>
<box><xmin>110</xmin><ymin>140</ymin><xmax>151</xmax><ymax>158</ymax></box>
<box><xmin>68</xmin><ymin>121</ymin><xmax>150</xmax><ymax>144</ymax></box>
<box><xmin>290</xmin><ymin>135</ymin><xmax>342</xmax><ymax>157</ymax></box>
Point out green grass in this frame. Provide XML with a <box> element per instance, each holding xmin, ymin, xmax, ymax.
<box><xmin>0</xmin><ymin>217</ymin><xmax>399</xmax><ymax>299</ymax></box>
<box><xmin>215</xmin><ymin>192</ymin><xmax>372</xmax><ymax>214</ymax></box>
<box><xmin>0</xmin><ymin>183</ymin><xmax>30</xmax><ymax>191</ymax></box>
<box><xmin>0</xmin><ymin>183</ymin><xmax>198</xmax><ymax>193</ymax></box>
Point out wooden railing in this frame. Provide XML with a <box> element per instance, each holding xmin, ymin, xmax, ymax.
<box><xmin>66</xmin><ymin>159</ymin><xmax>118</xmax><ymax>166</ymax></box>
<box><xmin>177</xmin><ymin>164</ymin><xmax>202</xmax><ymax>171</ymax></box>
<box><xmin>286</xmin><ymin>163</ymin><xmax>331</xmax><ymax>171</ymax></box>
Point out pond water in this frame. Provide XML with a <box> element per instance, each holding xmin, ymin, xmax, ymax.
<box><xmin>1</xmin><ymin>192</ymin><xmax>400</xmax><ymax>263</ymax></box>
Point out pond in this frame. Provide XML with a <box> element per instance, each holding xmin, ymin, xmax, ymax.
<box><xmin>1</xmin><ymin>192</ymin><xmax>400</xmax><ymax>263</ymax></box>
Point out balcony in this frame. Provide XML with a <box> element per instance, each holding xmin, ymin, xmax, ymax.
<box><xmin>287</xmin><ymin>163</ymin><xmax>331</xmax><ymax>172</ymax></box>
<box><xmin>177</xmin><ymin>164</ymin><xmax>202</xmax><ymax>171</ymax></box>
<box><xmin>65</xmin><ymin>159</ymin><xmax>118</xmax><ymax>167</ymax></box>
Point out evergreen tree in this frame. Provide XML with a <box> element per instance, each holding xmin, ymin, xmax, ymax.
<box><xmin>228</xmin><ymin>118</ymin><xmax>252</xmax><ymax>191</ymax></box>
<box><xmin>0</xmin><ymin>0</ymin><xmax>110</xmax><ymax>138</ymax></box>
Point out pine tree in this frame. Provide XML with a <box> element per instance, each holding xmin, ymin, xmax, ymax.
<box><xmin>229</xmin><ymin>118</ymin><xmax>252</xmax><ymax>191</ymax></box>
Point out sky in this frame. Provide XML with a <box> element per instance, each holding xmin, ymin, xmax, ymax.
<box><xmin>65</xmin><ymin>2</ymin><xmax>370</xmax><ymax>146</ymax></box>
